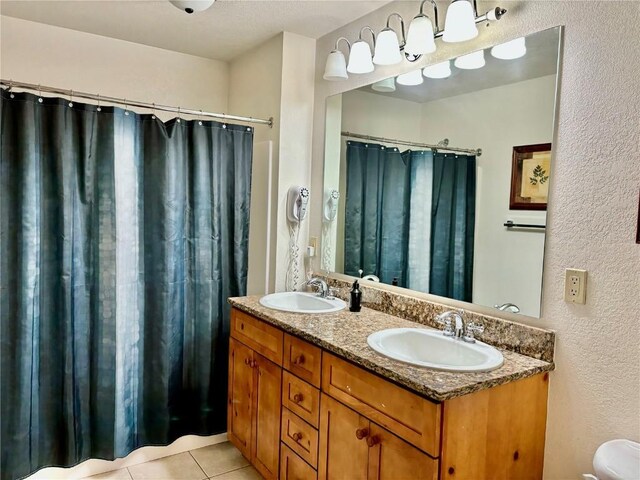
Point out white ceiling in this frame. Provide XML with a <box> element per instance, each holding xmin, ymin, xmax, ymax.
<box><xmin>0</xmin><ymin>0</ymin><xmax>391</xmax><ymax>61</ymax></box>
<box><xmin>359</xmin><ymin>26</ymin><xmax>561</xmax><ymax>103</ymax></box>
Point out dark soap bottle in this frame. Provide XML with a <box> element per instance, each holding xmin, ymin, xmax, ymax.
<box><xmin>350</xmin><ymin>280</ymin><xmax>362</xmax><ymax>312</ymax></box>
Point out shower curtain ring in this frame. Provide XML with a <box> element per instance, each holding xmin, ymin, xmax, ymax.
<box><xmin>198</xmin><ymin>110</ymin><xmax>203</xmax><ymax>126</ymax></box>
<box><xmin>124</xmin><ymin>98</ymin><xmax>129</xmax><ymax>116</ymax></box>
<box><xmin>96</xmin><ymin>94</ymin><xmax>102</xmax><ymax>112</ymax></box>
<box><xmin>152</xmin><ymin>103</ymin><xmax>156</xmax><ymax>120</ymax></box>
<box><xmin>68</xmin><ymin>90</ymin><xmax>74</xmax><ymax>108</ymax></box>
<box><xmin>9</xmin><ymin>79</ymin><xmax>15</xmax><ymax>98</ymax></box>
<box><xmin>177</xmin><ymin>106</ymin><xmax>181</xmax><ymax>123</ymax></box>
<box><xmin>38</xmin><ymin>84</ymin><xmax>43</xmax><ymax>103</ymax></box>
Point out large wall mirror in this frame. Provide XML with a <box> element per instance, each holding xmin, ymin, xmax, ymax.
<box><xmin>321</xmin><ymin>27</ymin><xmax>562</xmax><ymax>318</ymax></box>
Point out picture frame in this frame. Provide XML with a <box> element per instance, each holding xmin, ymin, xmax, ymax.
<box><xmin>509</xmin><ymin>143</ymin><xmax>552</xmax><ymax>210</ymax></box>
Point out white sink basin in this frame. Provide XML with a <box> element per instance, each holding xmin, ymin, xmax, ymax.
<box><xmin>260</xmin><ymin>292</ymin><xmax>346</xmax><ymax>314</ymax></box>
<box><xmin>367</xmin><ymin>328</ymin><xmax>504</xmax><ymax>372</ymax></box>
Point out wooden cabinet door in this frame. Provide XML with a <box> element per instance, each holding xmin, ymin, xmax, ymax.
<box><xmin>318</xmin><ymin>394</ymin><xmax>369</xmax><ymax>480</ymax></box>
<box><xmin>367</xmin><ymin>423</ymin><xmax>438</xmax><ymax>480</ymax></box>
<box><xmin>280</xmin><ymin>444</ymin><xmax>317</xmax><ymax>480</ymax></box>
<box><xmin>228</xmin><ymin>338</ymin><xmax>254</xmax><ymax>459</ymax></box>
<box><xmin>252</xmin><ymin>352</ymin><xmax>282</xmax><ymax>480</ymax></box>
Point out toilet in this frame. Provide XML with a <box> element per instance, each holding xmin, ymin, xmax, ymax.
<box><xmin>583</xmin><ymin>439</ymin><xmax>640</xmax><ymax>480</ymax></box>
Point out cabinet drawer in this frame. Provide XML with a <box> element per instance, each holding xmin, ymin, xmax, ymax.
<box><xmin>284</xmin><ymin>334</ymin><xmax>322</xmax><ymax>387</ymax></box>
<box><xmin>282</xmin><ymin>371</ymin><xmax>320</xmax><ymax>428</ymax></box>
<box><xmin>231</xmin><ymin>308</ymin><xmax>283</xmax><ymax>365</ymax></box>
<box><xmin>281</xmin><ymin>408</ymin><xmax>319</xmax><ymax>469</ymax></box>
<box><xmin>321</xmin><ymin>352</ymin><xmax>441</xmax><ymax>457</ymax></box>
<box><xmin>280</xmin><ymin>443</ymin><xmax>317</xmax><ymax>480</ymax></box>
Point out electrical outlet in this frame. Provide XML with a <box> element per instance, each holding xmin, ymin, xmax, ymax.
<box><xmin>564</xmin><ymin>269</ymin><xmax>587</xmax><ymax>304</ymax></box>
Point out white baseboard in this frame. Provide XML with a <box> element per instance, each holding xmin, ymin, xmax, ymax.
<box><xmin>25</xmin><ymin>432</ymin><xmax>228</xmax><ymax>479</ymax></box>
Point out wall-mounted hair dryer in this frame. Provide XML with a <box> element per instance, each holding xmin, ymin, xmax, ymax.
<box><xmin>323</xmin><ymin>189</ymin><xmax>340</xmax><ymax>222</ymax></box>
<box><xmin>287</xmin><ymin>186</ymin><xmax>310</xmax><ymax>223</ymax></box>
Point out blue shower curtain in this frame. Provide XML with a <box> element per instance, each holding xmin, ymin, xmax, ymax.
<box><xmin>0</xmin><ymin>89</ymin><xmax>253</xmax><ymax>480</ymax></box>
<box><xmin>344</xmin><ymin>141</ymin><xmax>410</xmax><ymax>285</ymax></box>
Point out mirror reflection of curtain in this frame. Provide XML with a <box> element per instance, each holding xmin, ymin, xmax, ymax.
<box><xmin>344</xmin><ymin>141</ymin><xmax>410</xmax><ymax>284</ymax></box>
<box><xmin>430</xmin><ymin>152</ymin><xmax>476</xmax><ymax>302</ymax></box>
<box><xmin>0</xmin><ymin>90</ymin><xmax>253</xmax><ymax>480</ymax></box>
<box><xmin>344</xmin><ymin>141</ymin><xmax>475</xmax><ymax>302</ymax></box>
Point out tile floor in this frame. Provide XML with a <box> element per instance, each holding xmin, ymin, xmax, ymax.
<box><xmin>83</xmin><ymin>442</ymin><xmax>261</xmax><ymax>480</ymax></box>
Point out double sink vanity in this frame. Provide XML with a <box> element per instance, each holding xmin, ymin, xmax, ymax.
<box><xmin>227</xmin><ymin>285</ymin><xmax>555</xmax><ymax>480</ymax></box>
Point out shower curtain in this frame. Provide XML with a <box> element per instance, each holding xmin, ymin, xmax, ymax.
<box><xmin>0</xmin><ymin>89</ymin><xmax>253</xmax><ymax>480</ymax></box>
<box><xmin>344</xmin><ymin>141</ymin><xmax>410</xmax><ymax>285</ymax></box>
<box><xmin>344</xmin><ymin>142</ymin><xmax>475</xmax><ymax>301</ymax></box>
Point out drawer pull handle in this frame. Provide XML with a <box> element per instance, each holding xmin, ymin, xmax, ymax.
<box><xmin>292</xmin><ymin>432</ymin><xmax>303</xmax><ymax>442</ymax></box>
<box><xmin>293</xmin><ymin>354</ymin><xmax>305</xmax><ymax>365</ymax></box>
<box><xmin>293</xmin><ymin>393</ymin><xmax>304</xmax><ymax>403</ymax></box>
<box><xmin>355</xmin><ymin>428</ymin><xmax>369</xmax><ymax>440</ymax></box>
<box><xmin>240</xmin><ymin>323</ymin><xmax>244</xmax><ymax>330</ymax></box>
<box><xmin>366</xmin><ymin>435</ymin><xmax>380</xmax><ymax>447</ymax></box>
<box><xmin>244</xmin><ymin>357</ymin><xmax>251</xmax><ymax>366</ymax></box>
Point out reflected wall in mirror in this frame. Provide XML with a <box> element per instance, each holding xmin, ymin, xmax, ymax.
<box><xmin>321</xmin><ymin>27</ymin><xmax>562</xmax><ymax>318</ymax></box>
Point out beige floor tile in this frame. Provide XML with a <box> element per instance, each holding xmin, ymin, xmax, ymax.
<box><xmin>128</xmin><ymin>452</ymin><xmax>206</xmax><ymax>480</ymax></box>
<box><xmin>82</xmin><ymin>469</ymin><xmax>133</xmax><ymax>480</ymax></box>
<box><xmin>209</xmin><ymin>466</ymin><xmax>262</xmax><ymax>480</ymax></box>
<box><xmin>190</xmin><ymin>442</ymin><xmax>249</xmax><ymax>478</ymax></box>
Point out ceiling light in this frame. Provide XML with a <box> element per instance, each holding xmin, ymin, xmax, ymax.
<box><xmin>454</xmin><ymin>49</ymin><xmax>485</xmax><ymax>69</ymax></box>
<box><xmin>169</xmin><ymin>0</ymin><xmax>215</xmax><ymax>14</ymax></box>
<box><xmin>442</xmin><ymin>0</ymin><xmax>478</xmax><ymax>43</ymax></box>
<box><xmin>423</xmin><ymin>60</ymin><xmax>451</xmax><ymax>79</ymax></box>
<box><xmin>397</xmin><ymin>69</ymin><xmax>424</xmax><ymax>86</ymax></box>
<box><xmin>491</xmin><ymin>37</ymin><xmax>527</xmax><ymax>60</ymax></box>
<box><xmin>373</xmin><ymin>14</ymin><xmax>405</xmax><ymax>66</ymax></box>
<box><xmin>405</xmin><ymin>0</ymin><xmax>438</xmax><ymax>56</ymax></box>
<box><xmin>347</xmin><ymin>27</ymin><xmax>376</xmax><ymax>74</ymax></box>
<box><xmin>372</xmin><ymin>78</ymin><xmax>396</xmax><ymax>92</ymax></box>
<box><xmin>323</xmin><ymin>37</ymin><xmax>351</xmax><ymax>81</ymax></box>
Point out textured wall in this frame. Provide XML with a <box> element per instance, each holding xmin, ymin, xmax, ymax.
<box><xmin>310</xmin><ymin>1</ymin><xmax>640</xmax><ymax>478</ymax></box>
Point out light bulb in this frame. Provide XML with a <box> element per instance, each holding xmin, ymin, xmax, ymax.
<box><xmin>443</xmin><ymin>0</ymin><xmax>478</xmax><ymax>43</ymax></box>
<box><xmin>454</xmin><ymin>49</ymin><xmax>485</xmax><ymax>69</ymax></box>
<box><xmin>372</xmin><ymin>77</ymin><xmax>396</xmax><ymax>92</ymax></box>
<box><xmin>491</xmin><ymin>37</ymin><xmax>527</xmax><ymax>60</ymax></box>
<box><xmin>323</xmin><ymin>50</ymin><xmax>348</xmax><ymax>81</ymax></box>
<box><xmin>405</xmin><ymin>15</ymin><xmax>436</xmax><ymax>56</ymax></box>
<box><xmin>347</xmin><ymin>40</ymin><xmax>374</xmax><ymax>74</ymax></box>
<box><xmin>423</xmin><ymin>60</ymin><xmax>452</xmax><ymax>79</ymax></box>
<box><xmin>397</xmin><ymin>69</ymin><xmax>424</xmax><ymax>86</ymax></box>
<box><xmin>373</xmin><ymin>29</ymin><xmax>402</xmax><ymax>66</ymax></box>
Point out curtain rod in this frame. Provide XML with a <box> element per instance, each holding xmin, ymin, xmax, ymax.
<box><xmin>342</xmin><ymin>131</ymin><xmax>482</xmax><ymax>156</ymax></box>
<box><xmin>1</xmin><ymin>79</ymin><xmax>273</xmax><ymax>128</ymax></box>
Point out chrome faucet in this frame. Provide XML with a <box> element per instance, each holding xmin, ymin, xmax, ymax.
<box><xmin>435</xmin><ymin>310</ymin><xmax>484</xmax><ymax>343</ymax></box>
<box><xmin>494</xmin><ymin>303</ymin><xmax>520</xmax><ymax>313</ymax></box>
<box><xmin>306</xmin><ymin>277</ymin><xmax>329</xmax><ymax>298</ymax></box>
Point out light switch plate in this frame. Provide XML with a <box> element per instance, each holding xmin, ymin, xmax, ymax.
<box><xmin>564</xmin><ymin>268</ymin><xmax>587</xmax><ymax>304</ymax></box>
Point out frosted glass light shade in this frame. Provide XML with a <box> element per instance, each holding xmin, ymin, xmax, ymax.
<box><xmin>372</xmin><ymin>77</ymin><xmax>396</xmax><ymax>92</ymax></box>
<box><xmin>324</xmin><ymin>50</ymin><xmax>348</xmax><ymax>81</ymax></box>
<box><xmin>347</xmin><ymin>41</ymin><xmax>374</xmax><ymax>74</ymax></box>
<box><xmin>491</xmin><ymin>37</ymin><xmax>527</xmax><ymax>60</ymax></box>
<box><xmin>454</xmin><ymin>49</ymin><xmax>485</xmax><ymax>69</ymax></box>
<box><xmin>397</xmin><ymin>69</ymin><xmax>424</xmax><ymax>86</ymax></box>
<box><xmin>405</xmin><ymin>15</ymin><xmax>436</xmax><ymax>55</ymax></box>
<box><xmin>373</xmin><ymin>29</ymin><xmax>402</xmax><ymax>65</ymax></box>
<box><xmin>443</xmin><ymin>0</ymin><xmax>478</xmax><ymax>43</ymax></box>
<box><xmin>423</xmin><ymin>60</ymin><xmax>452</xmax><ymax>79</ymax></box>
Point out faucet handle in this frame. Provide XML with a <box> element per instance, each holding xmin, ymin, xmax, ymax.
<box><xmin>463</xmin><ymin>322</ymin><xmax>484</xmax><ymax>343</ymax></box>
<box><xmin>436</xmin><ymin>315</ymin><xmax>455</xmax><ymax>337</ymax></box>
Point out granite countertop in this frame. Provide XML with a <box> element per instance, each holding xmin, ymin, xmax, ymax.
<box><xmin>228</xmin><ymin>295</ymin><xmax>554</xmax><ymax>402</ymax></box>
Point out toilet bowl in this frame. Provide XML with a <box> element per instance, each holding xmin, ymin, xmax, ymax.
<box><xmin>583</xmin><ymin>439</ymin><xmax>640</xmax><ymax>480</ymax></box>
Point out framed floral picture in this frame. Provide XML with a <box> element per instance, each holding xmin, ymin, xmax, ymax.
<box><xmin>509</xmin><ymin>143</ymin><xmax>552</xmax><ymax>210</ymax></box>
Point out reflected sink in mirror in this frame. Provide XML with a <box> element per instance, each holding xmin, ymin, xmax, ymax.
<box><xmin>367</xmin><ymin>328</ymin><xmax>504</xmax><ymax>372</ymax></box>
<box><xmin>260</xmin><ymin>292</ymin><xmax>346</xmax><ymax>314</ymax></box>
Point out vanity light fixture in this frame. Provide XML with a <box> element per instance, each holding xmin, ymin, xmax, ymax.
<box><xmin>491</xmin><ymin>36</ymin><xmax>527</xmax><ymax>59</ymax></box>
<box><xmin>423</xmin><ymin>60</ymin><xmax>452</xmax><ymax>79</ymax></box>
<box><xmin>169</xmin><ymin>0</ymin><xmax>215</xmax><ymax>14</ymax></box>
<box><xmin>347</xmin><ymin>27</ymin><xmax>376</xmax><ymax>74</ymax></box>
<box><xmin>454</xmin><ymin>49</ymin><xmax>485</xmax><ymax>69</ymax></box>
<box><xmin>371</xmin><ymin>77</ymin><xmax>396</xmax><ymax>92</ymax></box>
<box><xmin>323</xmin><ymin>37</ymin><xmax>351</xmax><ymax>81</ymax></box>
<box><xmin>373</xmin><ymin>13</ymin><xmax>405</xmax><ymax>65</ymax></box>
<box><xmin>405</xmin><ymin>0</ymin><xmax>438</xmax><ymax>56</ymax></box>
<box><xmin>397</xmin><ymin>69</ymin><xmax>424</xmax><ymax>86</ymax></box>
<box><xmin>442</xmin><ymin>0</ymin><xmax>507</xmax><ymax>43</ymax></box>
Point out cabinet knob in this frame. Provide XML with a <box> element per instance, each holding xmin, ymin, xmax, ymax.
<box><xmin>244</xmin><ymin>357</ymin><xmax>251</xmax><ymax>366</ymax></box>
<box><xmin>250</xmin><ymin>359</ymin><xmax>257</xmax><ymax>368</ymax></box>
<box><xmin>366</xmin><ymin>435</ymin><xmax>380</xmax><ymax>447</ymax></box>
<box><xmin>293</xmin><ymin>354</ymin><xmax>305</xmax><ymax>365</ymax></box>
<box><xmin>292</xmin><ymin>432</ymin><xmax>303</xmax><ymax>442</ymax></box>
<box><xmin>293</xmin><ymin>393</ymin><xmax>304</xmax><ymax>403</ymax></box>
<box><xmin>355</xmin><ymin>428</ymin><xmax>369</xmax><ymax>440</ymax></box>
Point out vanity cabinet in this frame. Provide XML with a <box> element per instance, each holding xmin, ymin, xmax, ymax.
<box><xmin>228</xmin><ymin>307</ymin><xmax>549</xmax><ymax>480</ymax></box>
